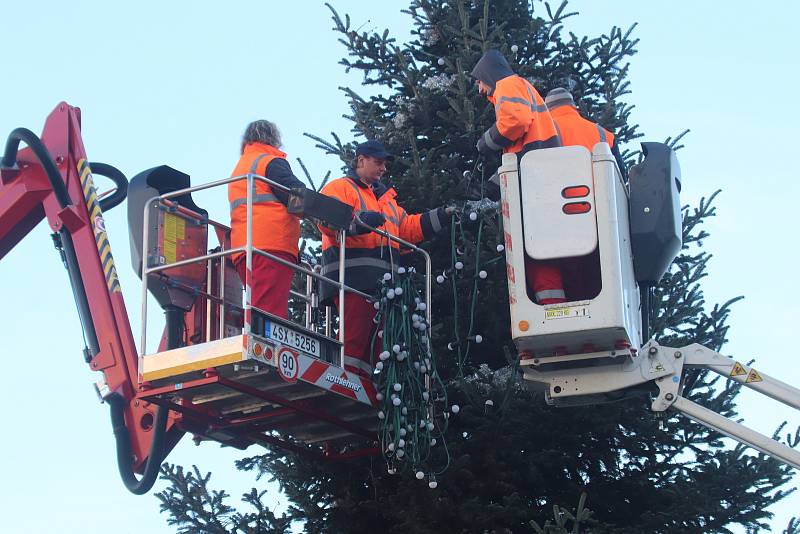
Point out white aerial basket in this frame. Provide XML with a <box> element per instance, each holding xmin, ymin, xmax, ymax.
<box><xmin>499</xmin><ymin>142</ymin><xmax>642</xmax><ymax>358</ymax></box>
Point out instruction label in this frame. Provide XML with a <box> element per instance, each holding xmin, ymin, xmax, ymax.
<box><xmin>545</xmin><ymin>303</ymin><xmax>590</xmax><ymax>320</ymax></box>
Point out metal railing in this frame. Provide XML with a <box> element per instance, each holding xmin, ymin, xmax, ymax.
<box><xmin>138</xmin><ymin>171</ymin><xmax>432</xmax><ymax>375</ymax></box>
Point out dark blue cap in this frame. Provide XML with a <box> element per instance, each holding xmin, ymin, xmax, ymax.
<box><xmin>355</xmin><ymin>140</ymin><xmax>393</xmax><ymax>161</ymax></box>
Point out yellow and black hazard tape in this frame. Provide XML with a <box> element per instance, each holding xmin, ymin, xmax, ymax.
<box><xmin>78</xmin><ymin>159</ymin><xmax>121</xmax><ymax>293</ymax></box>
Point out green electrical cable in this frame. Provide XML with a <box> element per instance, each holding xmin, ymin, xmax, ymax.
<box><xmin>372</xmin><ymin>267</ymin><xmax>450</xmax><ymax>481</ymax></box>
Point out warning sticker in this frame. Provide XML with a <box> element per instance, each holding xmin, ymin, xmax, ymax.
<box><xmin>730</xmin><ymin>362</ymin><xmax>747</xmax><ymax>377</ymax></box>
<box><xmin>746</xmin><ymin>369</ymin><xmax>763</xmax><ymax>383</ymax></box>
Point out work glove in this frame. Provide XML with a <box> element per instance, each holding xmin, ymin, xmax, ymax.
<box><xmin>476</xmin><ymin>134</ymin><xmax>493</xmax><ymax>155</ymax></box>
<box><xmin>423</xmin><ymin>206</ymin><xmax>455</xmax><ymax>237</ymax></box>
<box><xmin>350</xmin><ymin>210</ymin><xmax>386</xmax><ymax>234</ymax></box>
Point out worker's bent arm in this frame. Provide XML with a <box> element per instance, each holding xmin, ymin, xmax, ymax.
<box><xmin>482</xmin><ymin>81</ymin><xmax>533</xmax><ymax>151</ymax></box>
<box><xmin>317</xmin><ymin>180</ymin><xmax>359</xmax><ymax>239</ymax></box>
<box><xmin>265</xmin><ymin>158</ymin><xmax>306</xmax><ymax>205</ymax></box>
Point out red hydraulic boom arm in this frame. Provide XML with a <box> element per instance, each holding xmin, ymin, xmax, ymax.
<box><xmin>0</xmin><ymin>102</ymin><xmax>182</xmax><ymax>493</ymax></box>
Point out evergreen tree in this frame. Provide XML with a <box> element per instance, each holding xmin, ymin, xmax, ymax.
<box><xmin>157</xmin><ymin>1</ymin><xmax>798</xmax><ymax>531</ymax></box>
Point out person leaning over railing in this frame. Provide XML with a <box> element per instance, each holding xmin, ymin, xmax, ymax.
<box><xmin>471</xmin><ymin>48</ymin><xmax>565</xmax><ymax>305</ymax></box>
<box><xmin>228</xmin><ymin>120</ymin><xmax>306</xmax><ymax>319</ymax></box>
<box><xmin>317</xmin><ymin>140</ymin><xmax>453</xmax><ymax>378</ymax></box>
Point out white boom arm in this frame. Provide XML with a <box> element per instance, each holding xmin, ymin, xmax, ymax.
<box><xmin>521</xmin><ymin>341</ymin><xmax>800</xmax><ymax>470</ymax></box>
<box><xmin>650</xmin><ymin>342</ymin><xmax>800</xmax><ymax>470</ymax></box>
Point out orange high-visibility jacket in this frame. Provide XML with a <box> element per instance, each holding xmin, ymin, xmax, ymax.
<box><xmin>549</xmin><ymin>105</ymin><xmax>615</xmax><ymax>152</ymax></box>
<box><xmin>228</xmin><ymin>143</ymin><xmax>300</xmax><ymax>260</ymax></box>
<box><xmin>483</xmin><ymin>75</ymin><xmax>561</xmax><ymax>155</ymax></box>
<box><xmin>317</xmin><ymin>176</ymin><xmax>444</xmax><ymax>302</ymax></box>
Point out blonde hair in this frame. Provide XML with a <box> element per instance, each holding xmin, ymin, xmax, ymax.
<box><xmin>241</xmin><ymin>120</ymin><xmax>282</xmax><ymax>153</ymax></box>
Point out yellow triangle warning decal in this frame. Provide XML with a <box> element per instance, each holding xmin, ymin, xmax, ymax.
<box><xmin>746</xmin><ymin>369</ymin><xmax>763</xmax><ymax>383</ymax></box>
<box><xmin>730</xmin><ymin>362</ymin><xmax>747</xmax><ymax>377</ymax></box>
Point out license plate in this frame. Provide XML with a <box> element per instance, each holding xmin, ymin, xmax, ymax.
<box><xmin>265</xmin><ymin>321</ymin><xmax>320</xmax><ymax>357</ymax></box>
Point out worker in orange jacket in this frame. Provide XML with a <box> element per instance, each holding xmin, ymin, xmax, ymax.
<box><xmin>471</xmin><ymin>49</ymin><xmax>565</xmax><ymax>305</ymax></box>
<box><xmin>228</xmin><ymin>120</ymin><xmax>306</xmax><ymax>319</ymax></box>
<box><xmin>318</xmin><ymin>140</ymin><xmax>451</xmax><ymax>378</ymax></box>
<box><xmin>544</xmin><ymin>88</ymin><xmax>626</xmax><ymax>301</ymax></box>
<box><xmin>544</xmin><ymin>87</ymin><xmax>627</xmax><ymax>179</ymax></box>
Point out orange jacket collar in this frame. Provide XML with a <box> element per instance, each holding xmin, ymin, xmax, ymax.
<box><xmin>242</xmin><ymin>142</ymin><xmax>286</xmax><ymax>159</ymax></box>
<box><xmin>549</xmin><ymin>105</ymin><xmax>580</xmax><ymax>118</ymax></box>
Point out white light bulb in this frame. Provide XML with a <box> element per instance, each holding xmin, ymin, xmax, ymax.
<box><xmin>469</xmin><ymin>211</ymin><xmax>478</xmax><ymax>221</ymax></box>
<box><xmin>474</xmin><ymin>335</ymin><xmax>483</xmax><ymax>344</ymax></box>
<box><xmin>420</xmin><ymin>365</ymin><xmax>427</xmax><ymax>374</ymax></box>
<box><xmin>377</xmin><ymin>330</ymin><xmax>383</xmax><ymax>338</ymax></box>
<box><xmin>398</xmin><ymin>439</ymin><xmax>405</xmax><ymax>448</ymax></box>
<box><xmin>479</xmin><ymin>270</ymin><xmax>487</xmax><ymax>279</ymax></box>
<box><xmin>428</xmin><ymin>480</ymin><xmax>437</xmax><ymax>489</ymax></box>
<box><xmin>400</xmin><ymin>428</ymin><xmax>407</xmax><ymax>437</ymax></box>
<box><xmin>395</xmin><ymin>287</ymin><xmax>403</xmax><ymax>295</ymax></box>
<box><xmin>376</xmin><ymin>362</ymin><xmax>384</xmax><ymax>371</ymax></box>
<box><xmin>436</xmin><ymin>275</ymin><xmax>445</xmax><ymax>284</ymax></box>
<box><xmin>437</xmin><ymin>58</ymin><xmax>445</xmax><ymax>65</ymax></box>
<box><xmin>380</xmin><ymin>351</ymin><xmax>390</xmax><ymax>361</ymax></box>
<box><xmin>485</xmin><ymin>399</ymin><xmax>494</xmax><ymax>407</ymax></box>
<box><xmin>393</xmin><ymin>383</ymin><xmax>402</xmax><ymax>392</ymax></box>
<box><xmin>396</xmin><ymin>449</ymin><xmax>405</xmax><ymax>458</ymax></box>
<box><xmin>383</xmin><ymin>272</ymin><xmax>392</xmax><ymax>281</ymax></box>
<box><xmin>430</xmin><ymin>438</ymin><xmax>437</xmax><ymax>446</ymax></box>
<box><xmin>378</xmin><ymin>411</ymin><xmax>385</xmax><ymax>419</ymax></box>
<box><xmin>426</xmin><ymin>422</ymin><xmax>434</xmax><ymax>431</ymax></box>
<box><xmin>398</xmin><ymin>267</ymin><xmax>406</xmax><ymax>274</ymax></box>
<box><xmin>511</xmin><ymin>44</ymin><xmax>519</xmax><ymax>53</ymax></box>
<box><xmin>416</xmin><ymin>471</ymin><xmax>425</xmax><ymax>480</ymax></box>
<box><xmin>417</xmin><ymin>302</ymin><xmax>427</xmax><ymax>311</ymax></box>
<box><xmin>396</xmin><ymin>352</ymin><xmax>406</xmax><ymax>362</ymax></box>
<box><xmin>393</xmin><ymin>344</ymin><xmax>401</xmax><ymax>354</ymax></box>
<box><xmin>455</xmin><ymin>261</ymin><xmax>464</xmax><ymax>270</ymax></box>
<box><xmin>388</xmin><ymin>442</ymin><xmax>395</xmax><ymax>451</ymax></box>
<box><xmin>451</xmin><ymin>404</ymin><xmax>460</xmax><ymax>414</ymax></box>
<box><xmin>386</xmin><ymin>289</ymin><xmax>395</xmax><ymax>299</ymax></box>
<box><xmin>376</xmin><ymin>393</ymin><xmax>384</xmax><ymax>401</ymax></box>
<box><xmin>374</xmin><ymin>301</ymin><xmax>381</xmax><ymax>310</ymax></box>
<box><xmin>392</xmin><ymin>397</ymin><xmax>402</xmax><ymax>406</ymax></box>
<box><xmin>412</xmin><ymin>321</ymin><xmax>420</xmax><ymax>329</ymax></box>
<box><xmin>401</xmin><ymin>406</ymin><xmax>408</xmax><ymax>415</ymax></box>
<box><xmin>388</xmin><ymin>467</ymin><xmax>396</xmax><ymax>475</ymax></box>
<box><xmin>496</xmin><ymin>244</ymin><xmax>505</xmax><ymax>252</ymax></box>
<box><xmin>422</xmin><ymin>392</ymin><xmax>430</xmax><ymax>402</ymax></box>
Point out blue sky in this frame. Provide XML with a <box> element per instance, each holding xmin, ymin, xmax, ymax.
<box><xmin>0</xmin><ymin>1</ymin><xmax>797</xmax><ymax>532</ymax></box>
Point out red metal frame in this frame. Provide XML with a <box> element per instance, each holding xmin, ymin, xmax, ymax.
<box><xmin>0</xmin><ymin>103</ymin><xmax>182</xmax><ymax>472</ymax></box>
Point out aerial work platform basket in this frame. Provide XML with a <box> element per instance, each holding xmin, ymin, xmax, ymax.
<box><xmin>126</xmin><ymin>166</ymin><xmax>432</xmax><ymax>458</ymax></box>
<box><xmin>499</xmin><ymin>143</ymin><xmax>642</xmax><ymax>361</ymax></box>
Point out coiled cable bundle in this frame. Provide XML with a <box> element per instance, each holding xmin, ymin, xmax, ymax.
<box><xmin>371</xmin><ymin>267</ymin><xmax>450</xmax><ymax>486</ymax></box>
